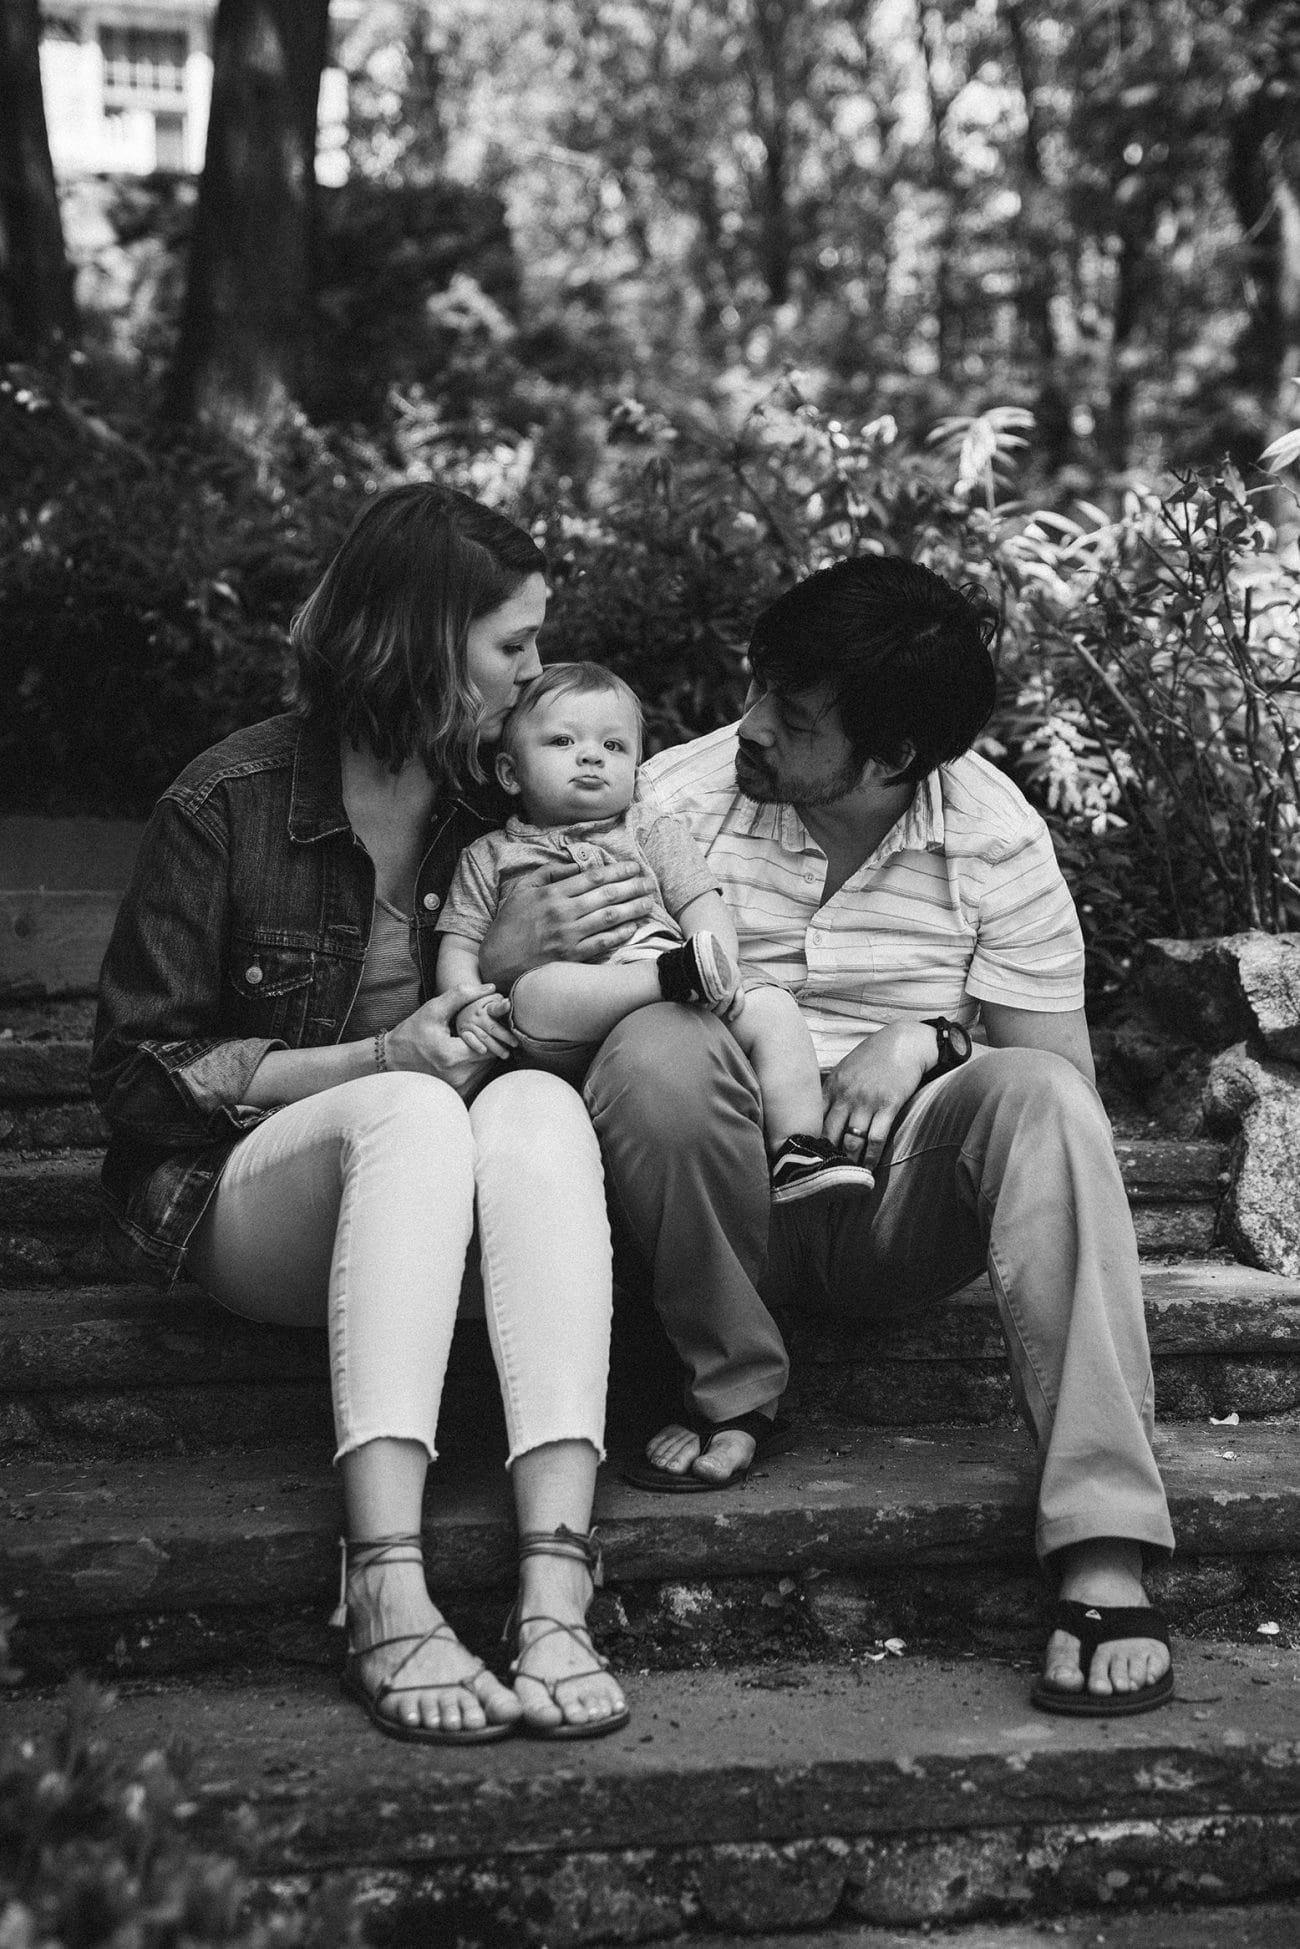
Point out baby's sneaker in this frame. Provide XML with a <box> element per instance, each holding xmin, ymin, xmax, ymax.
<box><xmin>769</xmin><ymin>1135</ymin><xmax>876</xmax><ymax>1206</ymax></box>
<box><xmin>657</xmin><ymin>931</ymin><xmax>738</xmax><ymax>1008</ymax></box>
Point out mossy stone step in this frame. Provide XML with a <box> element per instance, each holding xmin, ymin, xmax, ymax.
<box><xmin>2</xmin><ymin>1654</ymin><xmax>1299</xmax><ymax>1943</ymax></box>
<box><xmin>3</xmin><ymin>1264</ymin><xmax>1299</xmax><ymax>1459</ymax></box>
<box><xmin>3</xmin><ymin>1421</ymin><xmax>1299</xmax><ymax>1625</ymax></box>
<box><xmin>0</xmin><ymin>1137</ymin><xmax>1231</xmax><ymax>1285</ymax></box>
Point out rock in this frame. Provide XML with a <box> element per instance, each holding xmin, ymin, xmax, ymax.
<box><xmin>1234</xmin><ymin>933</ymin><xmax>1300</xmax><ymax>1062</ymax></box>
<box><xmin>1142</xmin><ymin>933</ymin><xmax>1300</xmax><ymax>1060</ymax></box>
<box><xmin>1140</xmin><ymin>939</ymin><xmax>1257</xmax><ymax>1048</ymax></box>
<box><xmin>1205</xmin><ymin>1044</ymin><xmax>1300</xmax><ymax>1278</ymax></box>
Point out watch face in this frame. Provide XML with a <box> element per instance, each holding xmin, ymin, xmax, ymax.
<box><xmin>949</xmin><ymin>1023</ymin><xmax>973</xmax><ymax>1061</ymax></box>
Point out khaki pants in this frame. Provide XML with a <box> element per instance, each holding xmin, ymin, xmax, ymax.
<box><xmin>585</xmin><ymin>1005</ymin><xmax>1173</xmax><ymax>1564</ymax></box>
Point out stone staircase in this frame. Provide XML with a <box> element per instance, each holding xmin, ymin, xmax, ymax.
<box><xmin>3</xmin><ymin>874</ymin><xmax>1300</xmax><ymax>1946</ymax></box>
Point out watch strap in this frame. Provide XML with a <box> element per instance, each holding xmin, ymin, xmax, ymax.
<box><xmin>920</xmin><ymin>1015</ymin><xmax>972</xmax><ymax>1078</ymax></box>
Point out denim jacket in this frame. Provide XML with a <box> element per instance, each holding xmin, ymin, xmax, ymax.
<box><xmin>90</xmin><ymin>713</ymin><xmax>509</xmax><ymax>1284</ymax></box>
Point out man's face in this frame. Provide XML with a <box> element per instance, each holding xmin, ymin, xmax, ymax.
<box><xmin>734</xmin><ymin>677</ymin><xmax>867</xmax><ymax>807</ymax></box>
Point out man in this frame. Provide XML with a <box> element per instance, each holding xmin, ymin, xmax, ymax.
<box><xmin>577</xmin><ymin>554</ymin><xmax>1175</xmax><ymax>1716</ymax></box>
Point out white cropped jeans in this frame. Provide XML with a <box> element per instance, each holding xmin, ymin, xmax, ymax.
<box><xmin>186</xmin><ymin>1068</ymin><xmax>612</xmax><ymax>1469</ymax></box>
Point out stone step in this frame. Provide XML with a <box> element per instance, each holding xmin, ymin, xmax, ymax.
<box><xmin>3</xmin><ymin>1264</ymin><xmax>1298</xmax><ymax>1459</ymax></box>
<box><xmin>0</xmin><ymin>1137</ymin><xmax>1232</xmax><ymax>1286</ymax></box>
<box><xmin>4</xmin><ymin>1420</ymin><xmax>1298</xmax><ymax>1628</ymax></box>
<box><xmin>2</xmin><ymin>1652</ymin><xmax>1299</xmax><ymax>1943</ymax></box>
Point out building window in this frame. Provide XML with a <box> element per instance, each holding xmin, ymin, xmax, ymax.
<box><xmin>99</xmin><ymin>26</ymin><xmax>188</xmax><ymax>98</ymax></box>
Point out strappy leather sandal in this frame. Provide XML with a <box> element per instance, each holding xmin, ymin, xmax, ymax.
<box><xmin>506</xmin><ymin>1525</ymin><xmax>631</xmax><ymax>1741</ymax></box>
<box><xmin>334</xmin><ymin>1532</ymin><xmax>514</xmax><ymax>1745</ymax></box>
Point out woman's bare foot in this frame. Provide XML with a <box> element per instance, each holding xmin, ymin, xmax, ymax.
<box><xmin>1043</xmin><ymin>1538</ymin><xmax>1171</xmax><ymax>1700</ymax></box>
<box><xmin>349</xmin><ymin>1557</ymin><xmax>520</xmax><ymax>1736</ymax></box>
<box><xmin>511</xmin><ymin>1551</ymin><xmax>627</xmax><ymax>1733</ymax></box>
<box><xmin>644</xmin><ymin>1422</ymin><xmax>756</xmax><ymax>1485</ymax></box>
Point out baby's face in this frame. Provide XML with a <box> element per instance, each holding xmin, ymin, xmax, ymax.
<box><xmin>500</xmin><ymin>688</ymin><xmax>639</xmax><ymax>826</ymax></box>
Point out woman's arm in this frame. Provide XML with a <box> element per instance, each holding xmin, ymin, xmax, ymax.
<box><xmin>241</xmin><ymin>983</ymin><xmax>502</xmax><ymax>1104</ymax></box>
<box><xmin>92</xmin><ymin>795</ymin><xmax>276</xmax><ymax>1143</ymax></box>
<box><xmin>478</xmin><ymin>860</ymin><xmax>658</xmax><ymax>989</ymax></box>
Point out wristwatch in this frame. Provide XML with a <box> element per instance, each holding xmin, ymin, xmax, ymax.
<box><xmin>920</xmin><ymin>1015</ymin><xmax>973</xmax><ymax>1079</ymax></box>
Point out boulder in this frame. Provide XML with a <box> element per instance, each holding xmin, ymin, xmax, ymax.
<box><xmin>1204</xmin><ymin>1043</ymin><xmax>1300</xmax><ymax>1277</ymax></box>
<box><xmin>1141</xmin><ymin>933</ymin><xmax>1300</xmax><ymax>1059</ymax></box>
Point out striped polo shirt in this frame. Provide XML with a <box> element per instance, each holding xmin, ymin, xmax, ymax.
<box><xmin>640</xmin><ymin>724</ymin><xmax>1085</xmax><ymax>1070</ymax></box>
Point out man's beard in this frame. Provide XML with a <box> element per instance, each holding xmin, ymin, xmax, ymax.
<box><xmin>734</xmin><ymin>741</ymin><xmax>864</xmax><ymax>808</ymax></box>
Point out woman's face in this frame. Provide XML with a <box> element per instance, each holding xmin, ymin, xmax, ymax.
<box><xmin>465</xmin><ymin>573</ymin><xmax>547</xmax><ymax>740</ymax></box>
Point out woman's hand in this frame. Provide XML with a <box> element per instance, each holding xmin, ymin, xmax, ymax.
<box><xmin>478</xmin><ymin>861</ymin><xmax>657</xmax><ymax>990</ymax></box>
<box><xmin>453</xmin><ymin>990</ymin><xmax>517</xmax><ymax>1061</ymax></box>
<box><xmin>821</xmin><ymin>1020</ymin><xmax>940</xmax><ymax>1170</ymax></box>
<box><xmin>386</xmin><ymin>984</ymin><xmax>502</xmax><ymax>1091</ymax></box>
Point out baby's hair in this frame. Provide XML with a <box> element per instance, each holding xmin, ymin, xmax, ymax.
<box><xmin>501</xmin><ymin>661</ymin><xmax>644</xmax><ymax>759</ymax></box>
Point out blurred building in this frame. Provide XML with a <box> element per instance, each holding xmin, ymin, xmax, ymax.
<box><xmin>38</xmin><ymin>1</ymin><xmax>352</xmax><ymax>183</ymax></box>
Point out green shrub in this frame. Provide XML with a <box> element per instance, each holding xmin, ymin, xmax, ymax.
<box><xmin>0</xmin><ymin>1678</ymin><xmax>361</xmax><ymax>1945</ymax></box>
<box><xmin>5</xmin><ymin>363</ymin><xmax>1294</xmax><ymax>1006</ymax></box>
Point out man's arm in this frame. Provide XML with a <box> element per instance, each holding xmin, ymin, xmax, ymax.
<box><xmin>981</xmin><ymin>1002</ymin><xmax>1095</xmax><ymax>1084</ymax></box>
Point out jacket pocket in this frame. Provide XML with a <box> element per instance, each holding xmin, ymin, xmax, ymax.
<box><xmin>226</xmin><ymin>938</ymin><xmax>316</xmax><ymax>1042</ymax></box>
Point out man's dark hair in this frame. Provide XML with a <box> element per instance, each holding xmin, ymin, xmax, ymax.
<box><xmin>747</xmin><ymin>555</ymin><xmax>999</xmax><ymax>786</ymax></box>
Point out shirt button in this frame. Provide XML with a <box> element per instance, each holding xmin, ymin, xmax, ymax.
<box><xmin>810</xmin><ymin>931</ymin><xmax>823</xmax><ymax>946</ymax></box>
<box><xmin>422</xmin><ymin>892</ymin><xmax>440</xmax><ymax>911</ymax></box>
<box><xmin>574</xmin><ymin>845</ymin><xmax>596</xmax><ymax>864</ymax></box>
<box><xmin>245</xmin><ymin>965</ymin><xmax>263</xmax><ymax>985</ymax></box>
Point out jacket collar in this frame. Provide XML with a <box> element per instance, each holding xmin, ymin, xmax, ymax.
<box><xmin>288</xmin><ymin>716</ymin><xmax>352</xmax><ymax>843</ymax></box>
<box><xmin>287</xmin><ymin>716</ymin><xmax>514</xmax><ymax>844</ymax></box>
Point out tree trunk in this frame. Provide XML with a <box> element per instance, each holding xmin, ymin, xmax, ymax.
<box><xmin>166</xmin><ymin>0</ymin><xmax>330</xmax><ymax>443</ymax></box>
<box><xmin>1003</xmin><ymin>0</ymin><xmax>1070</xmax><ymax>470</ymax></box>
<box><xmin>0</xmin><ymin>0</ymin><xmax>78</xmax><ymax>360</ymax></box>
<box><xmin>1226</xmin><ymin>69</ymin><xmax>1300</xmax><ymax>463</ymax></box>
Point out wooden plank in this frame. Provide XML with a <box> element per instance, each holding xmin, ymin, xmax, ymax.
<box><xmin>0</xmin><ymin>890</ymin><xmax>120</xmax><ymax>998</ymax></box>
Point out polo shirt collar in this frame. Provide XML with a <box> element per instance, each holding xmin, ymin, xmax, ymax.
<box><xmin>772</xmin><ymin>768</ymin><xmax>946</xmax><ymax>866</ymax></box>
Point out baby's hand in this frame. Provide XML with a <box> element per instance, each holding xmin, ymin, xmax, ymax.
<box><xmin>453</xmin><ymin>991</ymin><xmax>516</xmax><ymax>1060</ymax></box>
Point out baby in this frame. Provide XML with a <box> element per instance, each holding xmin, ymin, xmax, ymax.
<box><xmin>435</xmin><ymin>661</ymin><xmax>874</xmax><ymax>1205</ymax></box>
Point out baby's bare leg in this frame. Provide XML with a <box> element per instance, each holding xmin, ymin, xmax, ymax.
<box><xmin>511</xmin><ymin>961</ymin><xmax>662</xmax><ymax>1044</ymax></box>
<box><xmin>728</xmin><ymin>987</ymin><xmax>824</xmax><ymax>1151</ymax></box>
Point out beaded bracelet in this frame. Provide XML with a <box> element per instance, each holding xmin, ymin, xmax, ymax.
<box><xmin>374</xmin><ymin>1029</ymin><xmax>389</xmax><ymax>1073</ymax></box>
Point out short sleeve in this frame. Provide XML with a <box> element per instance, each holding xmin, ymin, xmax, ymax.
<box><xmin>964</xmin><ymin>824</ymin><xmax>1086</xmax><ymax>1012</ymax></box>
<box><xmin>634</xmin><ymin>810</ymin><xmax>720</xmax><ymax>918</ymax></box>
<box><xmin>436</xmin><ymin>841</ymin><xmax>499</xmax><ymax>945</ymax></box>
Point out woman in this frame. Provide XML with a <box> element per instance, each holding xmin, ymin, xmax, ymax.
<box><xmin>91</xmin><ymin>484</ymin><xmax>635</xmax><ymax>1744</ymax></box>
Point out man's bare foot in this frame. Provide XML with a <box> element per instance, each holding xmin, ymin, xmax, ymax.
<box><xmin>511</xmin><ymin>1552</ymin><xmax>627</xmax><ymax>1733</ymax></box>
<box><xmin>349</xmin><ymin>1557</ymin><xmax>520</xmax><ymax>1736</ymax></box>
<box><xmin>644</xmin><ymin>1422</ymin><xmax>756</xmax><ymax>1485</ymax></box>
<box><xmin>1043</xmin><ymin>1538</ymin><xmax>1171</xmax><ymax>1699</ymax></box>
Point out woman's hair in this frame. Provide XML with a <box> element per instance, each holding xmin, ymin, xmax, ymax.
<box><xmin>747</xmin><ymin>554</ymin><xmax>1000</xmax><ymax>786</ymax></box>
<box><xmin>289</xmin><ymin>483</ymin><xmax>545</xmax><ymax>780</ymax></box>
<box><xmin>500</xmin><ymin>661</ymin><xmax>645</xmax><ymax>760</ymax></box>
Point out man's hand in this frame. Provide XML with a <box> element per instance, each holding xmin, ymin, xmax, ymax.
<box><xmin>386</xmin><ymin>984</ymin><xmax>500</xmax><ymax>1094</ymax></box>
<box><xmin>821</xmin><ymin>1020</ymin><xmax>941</xmax><ymax>1170</ymax></box>
<box><xmin>478</xmin><ymin>860</ymin><xmax>657</xmax><ymax>989</ymax></box>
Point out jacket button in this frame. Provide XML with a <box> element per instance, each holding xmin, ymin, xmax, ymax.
<box><xmin>246</xmin><ymin>965</ymin><xmax>263</xmax><ymax>985</ymax></box>
<box><xmin>422</xmin><ymin>892</ymin><xmax>441</xmax><ymax>911</ymax></box>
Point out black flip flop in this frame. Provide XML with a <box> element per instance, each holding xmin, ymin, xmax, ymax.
<box><xmin>1031</xmin><ymin>1599</ymin><xmax>1175</xmax><ymax>1717</ymax></box>
<box><xmin>620</xmin><ymin>1409</ymin><xmax>794</xmax><ymax>1493</ymax></box>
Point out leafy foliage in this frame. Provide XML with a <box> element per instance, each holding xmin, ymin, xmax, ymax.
<box><xmin>4</xmin><ymin>360</ymin><xmax>1297</xmax><ymax>1006</ymax></box>
<box><xmin>0</xmin><ymin>1680</ymin><xmax>362</xmax><ymax>1946</ymax></box>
